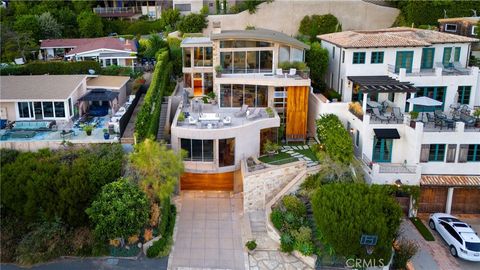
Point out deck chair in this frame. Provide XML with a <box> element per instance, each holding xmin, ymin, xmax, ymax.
<box><xmin>246</xmin><ymin>108</ymin><xmax>261</xmax><ymax>120</ymax></box>
<box><xmin>234</xmin><ymin>104</ymin><xmax>249</xmax><ymax>117</ymax></box>
<box><xmin>372</xmin><ymin>107</ymin><xmax>390</xmax><ymax>123</ymax></box>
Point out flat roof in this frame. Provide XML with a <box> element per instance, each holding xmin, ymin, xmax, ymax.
<box><xmin>0</xmin><ymin>75</ymin><xmax>86</xmax><ymax>101</ymax></box>
<box><xmin>318</xmin><ymin>27</ymin><xmax>479</xmax><ymax>48</ymax></box>
<box><xmin>181</xmin><ymin>37</ymin><xmax>213</xmax><ymax>47</ymax></box>
<box><xmin>86</xmin><ymin>76</ymin><xmax>130</xmax><ymax>89</ymax></box>
<box><xmin>211</xmin><ymin>29</ymin><xmax>310</xmax><ymax>50</ymax></box>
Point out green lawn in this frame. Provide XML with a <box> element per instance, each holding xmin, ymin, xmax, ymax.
<box><xmin>410</xmin><ymin>217</ymin><xmax>435</xmax><ymax>241</ymax></box>
<box><xmin>258</xmin><ymin>152</ymin><xmax>298</xmax><ymax>165</ymax></box>
<box><xmin>295</xmin><ymin>148</ymin><xmax>319</xmax><ymax>161</ymax></box>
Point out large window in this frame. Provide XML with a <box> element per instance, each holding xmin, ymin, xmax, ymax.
<box><xmin>42</xmin><ymin>102</ymin><xmax>54</xmax><ymax>118</ymax></box>
<box><xmin>220</xmin><ymin>50</ymin><xmax>273</xmax><ymax>73</ymax></box>
<box><xmin>442</xmin><ymin>47</ymin><xmax>460</xmax><ymax>67</ymax></box>
<box><xmin>219</xmin><ymin>138</ymin><xmax>235</xmax><ymax>167</ymax></box>
<box><xmin>457</xmin><ymin>86</ymin><xmax>471</xmax><ymax>105</ymax></box>
<box><xmin>352</xmin><ymin>52</ymin><xmax>366</xmax><ymax>64</ymax></box>
<box><xmin>18</xmin><ymin>102</ymin><xmax>33</xmax><ymax>118</ymax></box>
<box><xmin>193</xmin><ymin>47</ymin><xmax>212</xmax><ymax>67</ymax></box>
<box><xmin>421</xmin><ymin>48</ymin><xmax>435</xmax><ymax>69</ymax></box>
<box><xmin>372</xmin><ymin>137</ymin><xmax>392</xmax><ymax>163</ymax></box>
<box><xmin>415</xmin><ymin>87</ymin><xmax>445</xmax><ymax>111</ymax></box>
<box><xmin>466</xmin><ymin>144</ymin><xmax>480</xmax><ymax>162</ymax></box>
<box><xmin>181</xmin><ymin>139</ymin><xmax>214</xmax><ymax>162</ymax></box>
<box><xmin>54</xmin><ymin>102</ymin><xmax>65</xmax><ymax>118</ymax></box>
<box><xmin>183</xmin><ymin>48</ymin><xmax>191</xmax><ymax>68</ymax></box>
<box><xmin>428</xmin><ymin>144</ymin><xmax>446</xmax><ymax>162</ymax></box>
<box><xmin>395</xmin><ymin>51</ymin><xmax>414</xmax><ymax>73</ymax></box>
<box><xmin>175</xmin><ymin>3</ymin><xmax>191</xmax><ymax>11</ymax></box>
<box><xmin>233</xmin><ymin>51</ymin><xmax>246</xmax><ymax>73</ymax></box>
<box><xmin>220</xmin><ymin>40</ymin><xmax>272</xmax><ymax>48</ymax></box>
<box><xmin>370</xmin><ymin>51</ymin><xmax>384</xmax><ymax>64</ymax></box>
<box><xmin>220</xmin><ymin>84</ymin><xmax>269</xmax><ymax>108</ymax></box>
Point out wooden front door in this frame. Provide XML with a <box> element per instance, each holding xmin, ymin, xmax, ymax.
<box><xmin>452</xmin><ymin>187</ymin><xmax>480</xmax><ymax>214</ymax></box>
<box><xmin>193</xmin><ymin>78</ymin><xmax>203</xmax><ymax>96</ymax></box>
<box><xmin>286</xmin><ymin>86</ymin><xmax>308</xmax><ymax>141</ymax></box>
<box><xmin>181</xmin><ymin>172</ymin><xmax>234</xmax><ymax>191</ymax></box>
<box><xmin>418</xmin><ymin>187</ymin><xmax>447</xmax><ymax>213</ymax></box>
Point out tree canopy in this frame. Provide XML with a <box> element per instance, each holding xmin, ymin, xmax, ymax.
<box><xmin>316</xmin><ymin>114</ymin><xmax>353</xmax><ymax>164</ymax></box>
<box><xmin>86</xmin><ymin>179</ymin><xmax>149</xmax><ymax>241</ymax></box>
<box><xmin>306</xmin><ymin>41</ymin><xmax>329</xmax><ymax>89</ymax></box>
<box><xmin>77</xmin><ymin>11</ymin><xmax>103</xmax><ymax>38</ymax></box>
<box><xmin>299</xmin><ymin>14</ymin><xmax>341</xmax><ymax>41</ymax></box>
<box><xmin>311</xmin><ymin>183</ymin><xmax>402</xmax><ymax>261</ymax></box>
<box><xmin>177</xmin><ymin>13</ymin><xmax>208</xmax><ymax>33</ymax></box>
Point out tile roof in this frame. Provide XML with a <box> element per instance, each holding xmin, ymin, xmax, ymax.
<box><xmin>40</xmin><ymin>37</ymin><xmax>137</xmax><ymax>55</ymax></box>
<box><xmin>421</xmin><ymin>175</ymin><xmax>480</xmax><ymax>187</ymax></box>
<box><xmin>0</xmin><ymin>75</ymin><xmax>86</xmax><ymax>100</ymax></box>
<box><xmin>318</xmin><ymin>27</ymin><xmax>479</xmax><ymax>48</ymax></box>
<box><xmin>438</xmin><ymin>17</ymin><xmax>480</xmax><ymax>24</ymax></box>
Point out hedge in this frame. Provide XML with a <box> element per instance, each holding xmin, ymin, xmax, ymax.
<box><xmin>0</xmin><ymin>61</ymin><xmax>101</xmax><ymax>75</ymax></box>
<box><xmin>410</xmin><ymin>217</ymin><xmax>435</xmax><ymax>241</ymax></box>
<box><xmin>135</xmin><ymin>49</ymin><xmax>171</xmax><ymax>141</ymax></box>
<box><xmin>146</xmin><ymin>203</ymin><xmax>176</xmax><ymax>258</ymax></box>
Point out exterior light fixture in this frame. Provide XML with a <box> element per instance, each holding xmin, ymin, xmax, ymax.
<box><xmin>395</xmin><ymin>179</ymin><xmax>403</xmax><ymax>188</ymax></box>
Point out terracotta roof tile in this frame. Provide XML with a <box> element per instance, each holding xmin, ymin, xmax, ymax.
<box><xmin>40</xmin><ymin>37</ymin><xmax>137</xmax><ymax>55</ymax></box>
<box><xmin>421</xmin><ymin>175</ymin><xmax>480</xmax><ymax>187</ymax></box>
<box><xmin>318</xmin><ymin>27</ymin><xmax>479</xmax><ymax>48</ymax></box>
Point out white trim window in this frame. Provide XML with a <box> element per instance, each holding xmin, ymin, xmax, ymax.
<box><xmin>472</xmin><ymin>25</ymin><xmax>478</xmax><ymax>36</ymax></box>
<box><xmin>445</xmin><ymin>24</ymin><xmax>457</xmax><ymax>33</ymax></box>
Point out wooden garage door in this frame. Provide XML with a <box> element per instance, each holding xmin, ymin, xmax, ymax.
<box><xmin>418</xmin><ymin>187</ymin><xmax>447</xmax><ymax>213</ymax></box>
<box><xmin>452</xmin><ymin>187</ymin><xmax>480</xmax><ymax>214</ymax></box>
<box><xmin>181</xmin><ymin>172</ymin><xmax>234</xmax><ymax>191</ymax></box>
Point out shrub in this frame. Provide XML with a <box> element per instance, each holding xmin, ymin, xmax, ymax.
<box><xmin>71</xmin><ymin>227</ymin><xmax>95</xmax><ymax>256</ymax></box>
<box><xmin>295</xmin><ymin>241</ymin><xmax>315</xmax><ymax>256</ymax></box>
<box><xmin>15</xmin><ymin>219</ymin><xmax>69</xmax><ymax>266</ymax></box>
<box><xmin>348</xmin><ymin>102</ymin><xmax>363</xmax><ymax>118</ymax></box>
<box><xmin>282</xmin><ymin>195</ymin><xmax>306</xmax><ymax>217</ymax></box>
<box><xmin>283</xmin><ymin>211</ymin><xmax>302</xmax><ymax>231</ymax></box>
<box><xmin>270</xmin><ymin>208</ymin><xmax>284</xmax><ymax>231</ymax></box>
<box><xmin>149</xmin><ymin>203</ymin><xmax>160</xmax><ymax>227</ymax></box>
<box><xmin>144</xmin><ymin>229</ymin><xmax>154</xmax><ymax>242</ymax></box>
<box><xmin>127</xmin><ymin>235</ymin><xmax>139</xmax><ymax>245</ymax></box>
<box><xmin>392</xmin><ymin>238</ymin><xmax>418</xmax><ymax>270</ymax></box>
<box><xmin>292</xmin><ymin>226</ymin><xmax>312</xmax><ymax>244</ymax></box>
<box><xmin>280</xmin><ymin>233</ymin><xmax>294</xmax><ymax>253</ymax></box>
<box><xmin>0</xmin><ymin>61</ymin><xmax>101</xmax><ymax>75</ymax></box>
<box><xmin>299</xmin><ymin>14</ymin><xmax>341</xmax><ymax>41</ymax></box>
<box><xmin>305</xmin><ymin>42</ymin><xmax>329</xmax><ymax>87</ymax></box>
<box><xmin>177</xmin><ymin>13</ymin><xmax>208</xmax><ymax>33</ymax></box>
<box><xmin>316</xmin><ymin>114</ymin><xmax>353</xmax><ymax>164</ymax></box>
<box><xmin>263</xmin><ymin>139</ymin><xmax>280</xmax><ymax>154</ymax></box>
<box><xmin>245</xmin><ymin>240</ymin><xmax>257</xmax><ymax>250</ymax></box>
<box><xmin>147</xmin><ymin>204</ymin><xmax>176</xmax><ymax>258</ymax></box>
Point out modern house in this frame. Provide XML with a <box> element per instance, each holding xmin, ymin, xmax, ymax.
<box><xmin>314</xmin><ymin>27</ymin><xmax>480</xmax><ymax>214</ymax></box>
<box><xmin>438</xmin><ymin>16</ymin><xmax>479</xmax><ymax>57</ymax></box>
<box><xmin>0</xmin><ymin>75</ymin><xmax>128</xmax><ymax>122</ymax></box>
<box><xmin>171</xmin><ymin>28</ymin><xmax>311</xmax><ymax>191</ymax></box>
<box><xmin>40</xmin><ymin>37</ymin><xmax>137</xmax><ymax>68</ymax></box>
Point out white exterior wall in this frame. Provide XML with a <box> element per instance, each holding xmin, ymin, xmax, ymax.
<box><xmin>173</xmin><ymin>0</ymin><xmax>203</xmax><ymax>14</ymax></box>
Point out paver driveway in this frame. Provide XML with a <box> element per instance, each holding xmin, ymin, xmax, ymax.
<box><xmin>169</xmin><ymin>191</ymin><xmax>246</xmax><ymax>269</ymax></box>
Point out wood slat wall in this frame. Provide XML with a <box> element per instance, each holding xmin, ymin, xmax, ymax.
<box><xmin>180</xmin><ymin>172</ymin><xmax>234</xmax><ymax>191</ymax></box>
<box><xmin>286</xmin><ymin>86</ymin><xmax>309</xmax><ymax>139</ymax></box>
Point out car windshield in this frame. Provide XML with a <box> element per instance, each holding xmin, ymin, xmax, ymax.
<box><xmin>466</xmin><ymin>242</ymin><xmax>480</xmax><ymax>252</ymax></box>
<box><xmin>439</xmin><ymin>217</ymin><xmax>460</xmax><ymax>222</ymax></box>
<box><xmin>453</xmin><ymin>223</ymin><xmax>468</xmax><ymax>228</ymax></box>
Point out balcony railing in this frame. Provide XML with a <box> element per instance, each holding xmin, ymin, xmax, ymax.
<box><xmin>378</xmin><ymin>163</ymin><xmax>418</xmax><ymax>174</ymax></box>
<box><xmin>221</xmin><ymin>68</ymin><xmax>310</xmax><ymax>79</ymax></box>
<box><xmin>93</xmin><ymin>7</ymin><xmax>136</xmax><ymax>16</ymax></box>
<box><xmin>388</xmin><ymin>63</ymin><xmax>472</xmax><ymax>77</ymax></box>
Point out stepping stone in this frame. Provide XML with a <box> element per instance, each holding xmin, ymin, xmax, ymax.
<box><xmin>280</xmin><ymin>149</ymin><xmax>287</xmax><ymax>152</ymax></box>
<box><xmin>283</xmin><ymin>146</ymin><xmax>292</xmax><ymax>150</ymax></box>
<box><xmin>303</xmin><ymin>145</ymin><xmax>309</xmax><ymax>149</ymax></box>
<box><xmin>286</xmin><ymin>151</ymin><xmax>295</xmax><ymax>154</ymax></box>
<box><xmin>304</xmin><ymin>157</ymin><xmax>311</xmax><ymax>161</ymax></box>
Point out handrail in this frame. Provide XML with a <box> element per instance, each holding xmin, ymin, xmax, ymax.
<box><xmin>378</xmin><ymin>163</ymin><xmax>417</xmax><ymax>174</ymax></box>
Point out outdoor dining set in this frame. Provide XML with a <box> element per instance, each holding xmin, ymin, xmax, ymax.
<box><xmin>184</xmin><ymin>105</ymin><xmax>262</xmax><ymax>129</ymax></box>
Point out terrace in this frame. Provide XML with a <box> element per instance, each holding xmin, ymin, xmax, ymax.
<box><xmin>387</xmin><ymin>63</ymin><xmax>474</xmax><ymax>77</ymax></box>
<box><xmin>216</xmin><ymin>69</ymin><xmax>311</xmax><ymax>87</ymax></box>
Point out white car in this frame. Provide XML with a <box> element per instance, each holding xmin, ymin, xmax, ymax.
<box><xmin>429</xmin><ymin>213</ymin><xmax>480</xmax><ymax>262</ymax></box>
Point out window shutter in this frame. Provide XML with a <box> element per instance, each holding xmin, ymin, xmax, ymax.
<box><xmin>446</xmin><ymin>144</ymin><xmax>457</xmax><ymax>163</ymax></box>
<box><xmin>458</xmin><ymin>144</ymin><xmax>468</xmax><ymax>163</ymax></box>
<box><xmin>420</xmin><ymin>144</ymin><xmax>430</xmax><ymax>163</ymax></box>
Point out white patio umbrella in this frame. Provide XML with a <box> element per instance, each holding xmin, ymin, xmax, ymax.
<box><xmin>406</xmin><ymin>96</ymin><xmax>443</xmax><ymax>122</ymax></box>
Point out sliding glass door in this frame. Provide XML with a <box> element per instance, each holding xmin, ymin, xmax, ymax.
<box><xmin>372</xmin><ymin>137</ymin><xmax>392</xmax><ymax>163</ymax></box>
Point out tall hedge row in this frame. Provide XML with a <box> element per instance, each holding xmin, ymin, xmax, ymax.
<box><xmin>135</xmin><ymin>49</ymin><xmax>171</xmax><ymax>141</ymax></box>
<box><xmin>0</xmin><ymin>61</ymin><xmax>101</xmax><ymax>75</ymax></box>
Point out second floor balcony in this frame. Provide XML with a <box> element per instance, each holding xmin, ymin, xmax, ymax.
<box><xmin>93</xmin><ymin>7</ymin><xmax>137</xmax><ymax>17</ymax></box>
<box><xmin>387</xmin><ymin>63</ymin><xmax>475</xmax><ymax>77</ymax></box>
<box><xmin>217</xmin><ymin>68</ymin><xmax>311</xmax><ymax>87</ymax></box>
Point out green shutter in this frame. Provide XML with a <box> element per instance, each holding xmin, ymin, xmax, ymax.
<box><xmin>454</xmin><ymin>47</ymin><xmax>461</xmax><ymax>62</ymax></box>
<box><xmin>421</xmin><ymin>48</ymin><xmax>434</xmax><ymax>69</ymax></box>
<box><xmin>443</xmin><ymin>47</ymin><xmax>452</xmax><ymax>66</ymax></box>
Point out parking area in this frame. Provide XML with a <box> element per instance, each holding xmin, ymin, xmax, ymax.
<box><xmin>403</xmin><ymin>216</ymin><xmax>480</xmax><ymax>270</ymax></box>
<box><xmin>169</xmin><ymin>191</ymin><xmax>246</xmax><ymax>270</ymax></box>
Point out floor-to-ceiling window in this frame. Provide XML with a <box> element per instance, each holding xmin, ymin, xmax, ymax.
<box><xmin>415</xmin><ymin>87</ymin><xmax>446</xmax><ymax>111</ymax></box>
<box><xmin>181</xmin><ymin>139</ymin><xmax>214</xmax><ymax>162</ymax></box>
<box><xmin>395</xmin><ymin>51</ymin><xmax>414</xmax><ymax>73</ymax></box>
<box><xmin>219</xmin><ymin>40</ymin><xmax>274</xmax><ymax>74</ymax></box>
<box><xmin>457</xmin><ymin>86</ymin><xmax>471</xmax><ymax>105</ymax></box>
<box><xmin>219</xmin><ymin>84</ymin><xmax>270</xmax><ymax>108</ymax></box>
<box><xmin>183</xmin><ymin>48</ymin><xmax>192</xmax><ymax>68</ymax></box>
<box><xmin>421</xmin><ymin>48</ymin><xmax>435</xmax><ymax>69</ymax></box>
<box><xmin>372</xmin><ymin>137</ymin><xmax>392</xmax><ymax>162</ymax></box>
<box><xmin>219</xmin><ymin>138</ymin><xmax>235</xmax><ymax>167</ymax></box>
<box><xmin>193</xmin><ymin>47</ymin><xmax>212</xmax><ymax>67</ymax></box>
<box><xmin>17</xmin><ymin>102</ymin><xmax>33</xmax><ymax>119</ymax></box>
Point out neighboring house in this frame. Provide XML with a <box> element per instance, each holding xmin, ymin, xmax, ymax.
<box><xmin>315</xmin><ymin>27</ymin><xmax>480</xmax><ymax>214</ymax></box>
<box><xmin>40</xmin><ymin>37</ymin><xmax>137</xmax><ymax>68</ymax></box>
<box><xmin>438</xmin><ymin>17</ymin><xmax>480</xmax><ymax>57</ymax></box>
<box><xmin>0</xmin><ymin>75</ymin><xmax>128</xmax><ymax>122</ymax></box>
<box><xmin>173</xmin><ymin>0</ymin><xmax>204</xmax><ymax>14</ymax></box>
<box><xmin>93</xmin><ymin>2</ymin><xmax>168</xmax><ymax>20</ymax></box>
<box><xmin>171</xmin><ymin>28</ymin><xmax>311</xmax><ymax>191</ymax></box>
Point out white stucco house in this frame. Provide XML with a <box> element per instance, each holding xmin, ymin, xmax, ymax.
<box><xmin>312</xmin><ymin>27</ymin><xmax>480</xmax><ymax>214</ymax></box>
<box><xmin>40</xmin><ymin>37</ymin><xmax>137</xmax><ymax>68</ymax></box>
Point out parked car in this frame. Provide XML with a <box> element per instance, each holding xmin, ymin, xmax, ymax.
<box><xmin>429</xmin><ymin>213</ymin><xmax>480</xmax><ymax>261</ymax></box>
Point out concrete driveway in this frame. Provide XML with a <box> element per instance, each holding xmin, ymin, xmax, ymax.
<box><xmin>169</xmin><ymin>191</ymin><xmax>246</xmax><ymax>270</ymax></box>
<box><xmin>402</xmin><ymin>216</ymin><xmax>480</xmax><ymax>270</ymax></box>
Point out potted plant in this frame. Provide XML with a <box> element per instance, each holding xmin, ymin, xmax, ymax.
<box><xmin>265</xmin><ymin>107</ymin><xmax>275</xmax><ymax>118</ymax></box>
<box><xmin>206</xmin><ymin>91</ymin><xmax>216</xmax><ymax>104</ymax></box>
<box><xmin>103</xmin><ymin>128</ymin><xmax>110</xmax><ymax>140</ymax></box>
<box><xmin>263</xmin><ymin>139</ymin><xmax>280</xmax><ymax>156</ymax></box>
<box><xmin>215</xmin><ymin>65</ymin><xmax>223</xmax><ymax>77</ymax></box>
<box><xmin>245</xmin><ymin>240</ymin><xmax>257</xmax><ymax>254</ymax></box>
<box><xmin>408</xmin><ymin>111</ymin><xmax>419</xmax><ymax>128</ymax></box>
<box><xmin>473</xmin><ymin>108</ymin><xmax>480</xmax><ymax>128</ymax></box>
<box><xmin>84</xmin><ymin>125</ymin><xmax>93</xmax><ymax>136</ymax></box>
<box><xmin>177</xmin><ymin>112</ymin><xmax>185</xmax><ymax>124</ymax></box>
<box><xmin>301</xmin><ymin>66</ymin><xmax>310</xmax><ymax>79</ymax></box>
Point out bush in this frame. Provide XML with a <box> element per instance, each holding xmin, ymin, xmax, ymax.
<box><xmin>177</xmin><ymin>13</ymin><xmax>208</xmax><ymax>33</ymax></box>
<box><xmin>15</xmin><ymin>219</ymin><xmax>69</xmax><ymax>266</ymax></box>
<box><xmin>392</xmin><ymin>238</ymin><xmax>418</xmax><ymax>270</ymax></box>
<box><xmin>305</xmin><ymin>42</ymin><xmax>329</xmax><ymax>87</ymax></box>
<box><xmin>316</xmin><ymin>114</ymin><xmax>353</xmax><ymax>164</ymax></box>
<box><xmin>245</xmin><ymin>240</ymin><xmax>257</xmax><ymax>250</ymax></box>
<box><xmin>70</xmin><ymin>227</ymin><xmax>95</xmax><ymax>256</ymax></box>
<box><xmin>280</xmin><ymin>233</ymin><xmax>294</xmax><ymax>253</ymax></box>
<box><xmin>299</xmin><ymin>14</ymin><xmax>341</xmax><ymax>41</ymax></box>
<box><xmin>282</xmin><ymin>195</ymin><xmax>307</xmax><ymax>217</ymax></box>
<box><xmin>0</xmin><ymin>61</ymin><xmax>101</xmax><ymax>75</ymax></box>
<box><xmin>147</xmin><ymin>204</ymin><xmax>176</xmax><ymax>258</ymax></box>
<box><xmin>270</xmin><ymin>208</ymin><xmax>284</xmax><ymax>231</ymax></box>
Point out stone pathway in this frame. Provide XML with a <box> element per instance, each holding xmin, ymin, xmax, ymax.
<box><xmin>249</xmin><ymin>250</ymin><xmax>312</xmax><ymax>270</ymax></box>
<box><xmin>280</xmin><ymin>145</ymin><xmax>319</xmax><ymax>168</ymax></box>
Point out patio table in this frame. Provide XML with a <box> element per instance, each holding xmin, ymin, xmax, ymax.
<box><xmin>198</xmin><ymin>113</ymin><xmax>220</xmax><ymax>121</ymax></box>
<box><xmin>367</xmin><ymin>101</ymin><xmax>382</xmax><ymax>108</ymax></box>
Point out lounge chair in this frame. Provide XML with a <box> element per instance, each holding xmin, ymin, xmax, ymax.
<box><xmin>392</xmin><ymin>107</ymin><xmax>403</xmax><ymax>123</ymax></box>
<box><xmin>276</xmin><ymin>68</ymin><xmax>283</xmax><ymax>76</ymax></box>
<box><xmin>460</xmin><ymin>114</ymin><xmax>475</xmax><ymax>128</ymax></box>
<box><xmin>289</xmin><ymin>68</ymin><xmax>296</xmax><ymax>76</ymax></box>
<box><xmin>372</xmin><ymin>107</ymin><xmax>390</xmax><ymax>123</ymax></box>
<box><xmin>246</xmin><ymin>108</ymin><xmax>261</xmax><ymax>120</ymax></box>
<box><xmin>188</xmin><ymin>116</ymin><xmax>197</xmax><ymax>125</ymax></box>
<box><xmin>453</xmin><ymin>62</ymin><xmax>471</xmax><ymax>74</ymax></box>
<box><xmin>223</xmin><ymin>116</ymin><xmax>231</xmax><ymax>125</ymax></box>
<box><xmin>434</xmin><ymin>116</ymin><xmax>444</xmax><ymax>130</ymax></box>
<box><xmin>234</xmin><ymin>104</ymin><xmax>249</xmax><ymax>117</ymax></box>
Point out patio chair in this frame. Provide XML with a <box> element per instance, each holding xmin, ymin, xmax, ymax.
<box><xmin>188</xmin><ymin>116</ymin><xmax>197</xmax><ymax>125</ymax></box>
<box><xmin>372</xmin><ymin>107</ymin><xmax>390</xmax><ymax>123</ymax></box>
<box><xmin>276</xmin><ymin>68</ymin><xmax>283</xmax><ymax>76</ymax></box>
<box><xmin>426</xmin><ymin>113</ymin><xmax>435</xmax><ymax>127</ymax></box>
<box><xmin>459</xmin><ymin>104</ymin><xmax>471</xmax><ymax>115</ymax></box>
<box><xmin>460</xmin><ymin>114</ymin><xmax>475</xmax><ymax>128</ymax></box>
<box><xmin>222</xmin><ymin>116</ymin><xmax>231</xmax><ymax>125</ymax></box>
<box><xmin>434</xmin><ymin>110</ymin><xmax>446</xmax><ymax>119</ymax></box>
<box><xmin>246</xmin><ymin>108</ymin><xmax>261</xmax><ymax>120</ymax></box>
<box><xmin>434</xmin><ymin>116</ymin><xmax>444</xmax><ymax>130</ymax></box>
<box><xmin>453</xmin><ymin>62</ymin><xmax>471</xmax><ymax>74</ymax></box>
<box><xmin>234</xmin><ymin>104</ymin><xmax>249</xmax><ymax>117</ymax></box>
<box><xmin>289</xmin><ymin>68</ymin><xmax>297</xmax><ymax>76</ymax></box>
<box><xmin>392</xmin><ymin>107</ymin><xmax>403</xmax><ymax>123</ymax></box>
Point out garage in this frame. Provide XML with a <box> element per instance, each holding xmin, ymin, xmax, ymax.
<box><xmin>180</xmin><ymin>172</ymin><xmax>234</xmax><ymax>191</ymax></box>
<box><xmin>419</xmin><ymin>175</ymin><xmax>480</xmax><ymax>214</ymax></box>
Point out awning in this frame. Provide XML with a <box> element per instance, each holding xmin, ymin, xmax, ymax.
<box><xmin>421</xmin><ymin>175</ymin><xmax>480</xmax><ymax>187</ymax></box>
<box><xmin>374</xmin><ymin>128</ymin><xmax>400</xmax><ymax>139</ymax></box>
<box><xmin>78</xmin><ymin>89</ymin><xmax>119</xmax><ymax>102</ymax></box>
<box><xmin>348</xmin><ymin>76</ymin><xmax>417</xmax><ymax>93</ymax></box>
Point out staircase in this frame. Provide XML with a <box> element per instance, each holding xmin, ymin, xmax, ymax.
<box><xmin>156</xmin><ymin>98</ymin><xmax>169</xmax><ymax>142</ymax></box>
<box><xmin>249</xmin><ymin>211</ymin><xmax>267</xmax><ymax>234</ymax></box>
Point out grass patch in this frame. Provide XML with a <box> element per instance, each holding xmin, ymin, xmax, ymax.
<box><xmin>296</xmin><ymin>148</ymin><xmax>318</xmax><ymax>161</ymax></box>
<box><xmin>258</xmin><ymin>152</ymin><xmax>298</xmax><ymax>165</ymax></box>
<box><xmin>410</xmin><ymin>217</ymin><xmax>435</xmax><ymax>241</ymax></box>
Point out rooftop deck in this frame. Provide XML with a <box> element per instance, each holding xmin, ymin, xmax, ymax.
<box><xmin>215</xmin><ymin>69</ymin><xmax>311</xmax><ymax>87</ymax></box>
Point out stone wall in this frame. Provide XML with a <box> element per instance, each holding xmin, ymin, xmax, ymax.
<box><xmin>204</xmin><ymin>0</ymin><xmax>399</xmax><ymax>36</ymax></box>
<box><xmin>242</xmin><ymin>160</ymin><xmax>307</xmax><ymax>212</ymax></box>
